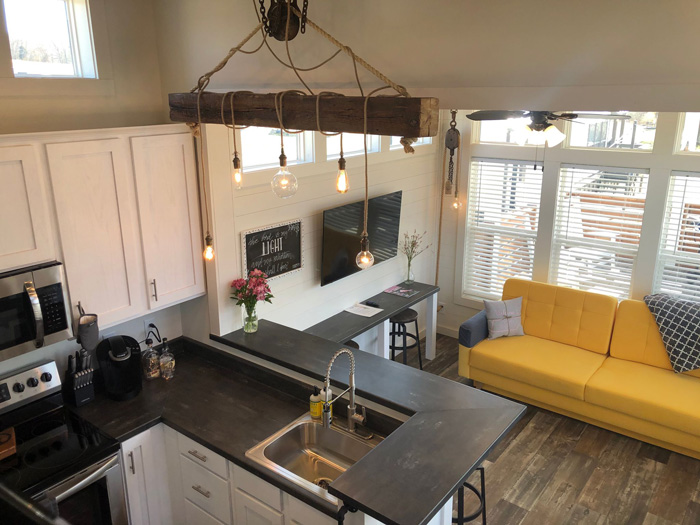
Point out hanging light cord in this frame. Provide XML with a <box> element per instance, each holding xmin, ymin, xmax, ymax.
<box><xmin>195</xmin><ymin>90</ymin><xmax>212</xmax><ymax>240</ymax></box>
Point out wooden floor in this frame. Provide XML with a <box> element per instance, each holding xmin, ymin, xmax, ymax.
<box><xmin>396</xmin><ymin>334</ymin><xmax>700</xmax><ymax>525</ymax></box>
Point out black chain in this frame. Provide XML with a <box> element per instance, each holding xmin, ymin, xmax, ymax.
<box><xmin>259</xmin><ymin>0</ymin><xmax>270</xmax><ymax>35</ymax></box>
<box><xmin>448</xmin><ymin>154</ymin><xmax>454</xmax><ymax>186</ymax></box>
<box><xmin>300</xmin><ymin>0</ymin><xmax>308</xmax><ymax>33</ymax></box>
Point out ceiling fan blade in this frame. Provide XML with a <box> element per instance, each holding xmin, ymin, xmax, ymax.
<box><xmin>467</xmin><ymin>110</ymin><xmax>529</xmax><ymax>121</ymax></box>
<box><xmin>568</xmin><ymin>113</ymin><xmax>632</xmax><ymax>120</ymax></box>
<box><xmin>550</xmin><ymin>113</ymin><xmax>579</xmax><ymax>120</ymax></box>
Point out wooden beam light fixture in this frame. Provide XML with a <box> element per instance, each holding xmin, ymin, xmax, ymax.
<box><xmin>178</xmin><ymin>0</ymin><xmax>439</xmax><ymax>268</ymax></box>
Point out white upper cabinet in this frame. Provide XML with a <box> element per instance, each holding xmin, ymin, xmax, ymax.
<box><xmin>0</xmin><ymin>145</ymin><xmax>54</xmax><ymax>271</ymax></box>
<box><xmin>47</xmin><ymin>138</ymin><xmax>147</xmax><ymax>326</ymax></box>
<box><xmin>131</xmin><ymin>133</ymin><xmax>205</xmax><ymax>309</ymax></box>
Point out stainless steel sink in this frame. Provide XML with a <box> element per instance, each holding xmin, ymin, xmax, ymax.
<box><xmin>246</xmin><ymin>414</ymin><xmax>382</xmax><ymax>503</ymax></box>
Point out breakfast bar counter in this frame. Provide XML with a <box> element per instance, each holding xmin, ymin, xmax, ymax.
<box><xmin>213</xmin><ymin>321</ymin><xmax>526</xmax><ymax>525</ymax></box>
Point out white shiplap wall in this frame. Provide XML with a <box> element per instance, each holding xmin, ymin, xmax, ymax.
<box><xmin>200</xmin><ymin>124</ymin><xmax>441</xmax><ymax>340</ymax></box>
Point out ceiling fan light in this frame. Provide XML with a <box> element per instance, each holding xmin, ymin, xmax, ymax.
<box><xmin>543</xmin><ymin>124</ymin><xmax>566</xmax><ymax>147</ymax></box>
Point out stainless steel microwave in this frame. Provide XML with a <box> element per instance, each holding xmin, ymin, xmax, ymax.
<box><xmin>0</xmin><ymin>262</ymin><xmax>72</xmax><ymax>362</ymax></box>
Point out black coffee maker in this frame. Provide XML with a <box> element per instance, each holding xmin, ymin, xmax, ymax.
<box><xmin>96</xmin><ymin>335</ymin><xmax>142</xmax><ymax>401</ymax></box>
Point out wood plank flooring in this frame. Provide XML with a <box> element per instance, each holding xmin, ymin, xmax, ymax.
<box><xmin>395</xmin><ymin>334</ymin><xmax>700</xmax><ymax>524</ymax></box>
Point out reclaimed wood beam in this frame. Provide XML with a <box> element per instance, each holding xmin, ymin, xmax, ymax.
<box><xmin>169</xmin><ymin>92</ymin><xmax>440</xmax><ymax>137</ymax></box>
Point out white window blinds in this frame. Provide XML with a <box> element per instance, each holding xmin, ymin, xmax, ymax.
<box><xmin>550</xmin><ymin>165</ymin><xmax>648</xmax><ymax>299</ymax></box>
<box><xmin>654</xmin><ymin>172</ymin><xmax>700</xmax><ymax>299</ymax></box>
<box><xmin>463</xmin><ymin>159</ymin><xmax>543</xmax><ymax>299</ymax></box>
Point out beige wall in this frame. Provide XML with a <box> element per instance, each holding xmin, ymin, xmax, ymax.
<box><xmin>0</xmin><ymin>0</ymin><xmax>165</xmax><ymax>134</ymax></box>
<box><xmin>152</xmin><ymin>0</ymin><xmax>700</xmax><ymax>112</ymax></box>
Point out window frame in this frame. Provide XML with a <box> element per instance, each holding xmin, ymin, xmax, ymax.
<box><xmin>326</xmin><ymin>133</ymin><xmax>380</xmax><ymax>160</ymax></box>
<box><xmin>3</xmin><ymin>0</ymin><xmax>98</xmax><ymax>79</ymax></box>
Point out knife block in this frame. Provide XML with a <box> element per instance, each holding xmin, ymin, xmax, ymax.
<box><xmin>64</xmin><ymin>370</ymin><xmax>95</xmax><ymax>407</ymax></box>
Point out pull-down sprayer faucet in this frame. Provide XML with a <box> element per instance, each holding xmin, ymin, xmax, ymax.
<box><xmin>322</xmin><ymin>348</ymin><xmax>366</xmax><ymax>433</ymax></box>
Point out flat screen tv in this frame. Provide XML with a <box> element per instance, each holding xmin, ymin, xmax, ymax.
<box><xmin>321</xmin><ymin>190</ymin><xmax>402</xmax><ymax>286</ymax></box>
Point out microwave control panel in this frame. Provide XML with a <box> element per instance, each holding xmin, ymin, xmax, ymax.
<box><xmin>37</xmin><ymin>284</ymin><xmax>68</xmax><ymax>335</ymax></box>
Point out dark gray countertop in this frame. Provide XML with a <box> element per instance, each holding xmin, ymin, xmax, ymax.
<box><xmin>73</xmin><ymin>339</ymin><xmax>339</xmax><ymax>517</ymax></box>
<box><xmin>304</xmin><ymin>281</ymin><xmax>439</xmax><ymax>344</ymax></box>
<box><xmin>213</xmin><ymin>320</ymin><xmax>526</xmax><ymax>525</ymax></box>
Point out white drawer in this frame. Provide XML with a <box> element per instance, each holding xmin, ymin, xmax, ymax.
<box><xmin>232</xmin><ymin>463</ymin><xmax>283</xmax><ymax>512</ymax></box>
<box><xmin>177</xmin><ymin>432</ymin><xmax>228</xmax><ymax>479</ymax></box>
<box><xmin>181</xmin><ymin>456</ymin><xmax>232</xmax><ymax>524</ymax></box>
<box><xmin>184</xmin><ymin>499</ymin><xmax>226</xmax><ymax>525</ymax></box>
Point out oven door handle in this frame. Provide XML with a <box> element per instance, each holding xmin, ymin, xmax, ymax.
<box><xmin>24</xmin><ymin>281</ymin><xmax>44</xmax><ymax>348</ymax></box>
<box><xmin>45</xmin><ymin>455</ymin><xmax>119</xmax><ymax>504</ymax></box>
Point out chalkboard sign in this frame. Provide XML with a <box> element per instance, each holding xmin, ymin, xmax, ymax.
<box><xmin>241</xmin><ymin>220</ymin><xmax>303</xmax><ymax>279</ymax></box>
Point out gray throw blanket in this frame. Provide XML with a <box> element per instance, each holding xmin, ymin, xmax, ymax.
<box><xmin>644</xmin><ymin>293</ymin><xmax>700</xmax><ymax>373</ymax></box>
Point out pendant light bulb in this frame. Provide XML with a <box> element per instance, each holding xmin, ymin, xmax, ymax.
<box><xmin>336</xmin><ymin>157</ymin><xmax>349</xmax><ymax>194</ymax></box>
<box><xmin>355</xmin><ymin>234</ymin><xmax>374</xmax><ymax>270</ymax></box>
<box><xmin>452</xmin><ymin>197</ymin><xmax>463</xmax><ymax>210</ymax></box>
<box><xmin>271</xmin><ymin>151</ymin><xmax>298</xmax><ymax>198</ymax></box>
<box><xmin>203</xmin><ymin>233</ymin><xmax>215</xmax><ymax>261</ymax></box>
<box><xmin>232</xmin><ymin>153</ymin><xmax>242</xmax><ymax>190</ymax></box>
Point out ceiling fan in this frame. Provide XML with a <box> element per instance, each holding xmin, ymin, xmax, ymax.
<box><xmin>466</xmin><ymin>110</ymin><xmax>579</xmax><ymax>130</ymax></box>
<box><xmin>467</xmin><ymin>110</ymin><xmax>577</xmax><ymax>146</ymax></box>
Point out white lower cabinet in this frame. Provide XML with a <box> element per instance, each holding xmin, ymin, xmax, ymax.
<box><xmin>234</xmin><ymin>488</ymin><xmax>285</xmax><ymax>525</ymax></box>
<box><xmin>120</xmin><ymin>424</ymin><xmax>171</xmax><ymax>525</ymax></box>
<box><xmin>284</xmin><ymin>494</ymin><xmax>336</xmax><ymax>525</ymax></box>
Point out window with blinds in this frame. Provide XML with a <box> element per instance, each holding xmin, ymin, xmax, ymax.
<box><xmin>654</xmin><ymin>172</ymin><xmax>700</xmax><ymax>299</ymax></box>
<box><xmin>550</xmin><ymin>165</ymin><xmax>648</xmax><ymax>299</ymax></box>
<box><xmin>463</xmin><ymin>159</ymin><xmax>543</xmax><ymax>299</ymax></box>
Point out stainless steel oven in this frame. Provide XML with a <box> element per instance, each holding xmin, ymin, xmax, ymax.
<box><xmin>36</xmin><ymin>454</ymin><xmax>128</xmax><ymax>525</ymax></box>
<box><xmin>0</xmin><ymin>262</ymin><xmax>72</xmax><ymax>362</ymax></box>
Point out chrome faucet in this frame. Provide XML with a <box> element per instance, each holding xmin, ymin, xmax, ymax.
<box><xmin>322</xmin><ymin>348</ymin><xmax>366</xmax><ymax>434</ymax></box>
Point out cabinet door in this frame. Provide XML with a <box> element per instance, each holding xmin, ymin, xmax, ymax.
<box><xmin>0</xmin><ymin>145</ymin><xmax>53</xmax><ymax>271</ymax></box>
<box><xmin>234</xmin><ymin>488</ymin><xmax>285</xmax><ymax>525</ymax></box>
<box><xmin>284</xmin><ymin>494</ymin><xmax>335</xmax><ymax>525</ymax></box>
<box><xmin>121</xmin><ymin>425</ymin><xmax>171</xmax><ymax>525</ymax></box>
<box><xmin>121</xmin><ymin>432</ymin><xmax>151</xmax><ymax>525</ymax></box>
<box><xmin>131</xmin><ymin>134</ymin><xmax>205</xmax><ymax>309</ymax></box>
<box><xmin>47</xmin><ymin>139</ymin><xmax>147</xmax><ymax>327</ymax></box>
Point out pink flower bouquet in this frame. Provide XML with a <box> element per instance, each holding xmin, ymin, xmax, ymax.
<box><xmin>231</xmin><ymin>269</ymin><xmax>274</xmax><ymax>316</ymax></box>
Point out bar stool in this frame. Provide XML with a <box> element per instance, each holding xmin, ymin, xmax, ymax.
<box><xmin>453</xmin><ymin>466</ymin><xmax>486</xmax><ymax>524</ymax></box>
<box><xmin>389</xmin><ymin>308</ymin><xmax>422</xmax><ymax>370</ymax></box>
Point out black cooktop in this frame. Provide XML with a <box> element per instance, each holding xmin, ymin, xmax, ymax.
<box><xmin>0</xmin><ymin>394</ymin><xmax>118</xmax><ymax>496</ymax></box>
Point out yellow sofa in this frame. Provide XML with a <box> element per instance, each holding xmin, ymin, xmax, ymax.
<box><xmin>458</xmin><ymin>279</ymin><xmax>700</xmax><ymax>459</ymax></box>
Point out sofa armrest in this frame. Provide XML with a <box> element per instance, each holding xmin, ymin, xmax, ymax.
<box><xmin>459</xmin><ymin>310</ymin><xmax>488</xmax><ymax>348</ymax></box>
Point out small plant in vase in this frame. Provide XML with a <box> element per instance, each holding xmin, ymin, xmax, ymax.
<box><xmin>400</xmin><ymin>230</ymin><xmax>430</xmax><ymax>284</ymax></box>
<box><xmin>231</xmin><ymin>269</ymin><xmax>273</xmax><ymax>333</ymax></box>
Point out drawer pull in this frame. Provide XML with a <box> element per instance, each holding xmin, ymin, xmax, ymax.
<box><xmin>128</xmin><ymin>451</ymin><xmax>135</xmax><ymax>474</ymax></box>
<box><xmin>192</xmin><ymin>484</ymin><xmax>211</xmax><ymax>498</ymax></box>
<box><xmin>188</xmin><ymin>449</ymin><xmax>207</xmax><ymax>462</ymax></box>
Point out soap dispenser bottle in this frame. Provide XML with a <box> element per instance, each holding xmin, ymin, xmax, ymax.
<box><xmin>310</xmin><ymin>386</ymin><xmax>322</xmax><ymax>419</ymax></box>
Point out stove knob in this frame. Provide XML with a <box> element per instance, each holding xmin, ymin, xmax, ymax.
<box><xmin>40</xmin><ymin>372</ymin><xmax>52</xmax><ymax>383</ymax></box>
<box><xmin>27</xmin><ymin>377</ymin><xmax>39</xmax><ymax>388</ymax></box>
<box><xmin>13</xmin><ymin>383</ymin><xmax>25</xmax><ymax>393</ymax></box>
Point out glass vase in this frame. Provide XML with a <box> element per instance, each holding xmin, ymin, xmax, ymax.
<box><xmin>406</xmin><ymin>260</ymin><xmax>415</xmax><ymax>284</ymax></box>
<box><xmin>243</xmin><ymin>306</ymin><xmax>258</xmax><ymax>333</ymax></box>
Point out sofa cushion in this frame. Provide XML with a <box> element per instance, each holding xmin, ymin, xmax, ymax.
<box><xmin>502</xmin><ymin>279</ymin><xmax>617</xmax><ymax>354</ymax></box>
<box><xmin>644</xmin><ymin>294</ymin><xmax>700</xmax><ymax>373</ymax></box>
<box><xmin>611</xmin><ymin>300</ymin><xmax>700</xmax><ymax>379</ymax></box>
<box><xmin>586</xmin><ymin>357</ymin><xmax>700</xmax><ymax>437</ymax></box>
<box><xmin>484</xmin><ymin>297</ymin><xmax>525</xmax><ymax>339</ymax></box>
<box><xmin>470</xmin><ymin>334</ymin><xmax>607</xmax><ymax>399</ymax></box>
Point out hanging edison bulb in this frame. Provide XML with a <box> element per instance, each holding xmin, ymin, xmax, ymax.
<box><xmin>356</xmin><ymin>233</ymin><xmax>374</xmax><ymax>269</ymax></box>
<box><xmin>271</xmin><ymin>150</ymin><xmax>298</xmax><ymax>198</ymax></box>
<box><xmin>452</xmin><ymin>197</ymin><xmax>463</xmax><ymax>210</ymax></box>
<box><xmin>336</xmin><ymin>156</ymin><xmax>349</xmax><ymax>194</ymax></box>
<box><xmin>203</xmin><ymin>233</ymin><xmax>215</xmax><ymax>261</ymax></box>
<box><xmin>232</xmin><ymin>152</ymin><xmax>242</xmax><ymax>190</ymax></box>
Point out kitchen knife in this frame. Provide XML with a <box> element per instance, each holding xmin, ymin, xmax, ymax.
<box><xmin>79</xmin><ymin>349</ymin><xmax>88</xmax><ymax>372</ymax></box>
<box><xmin>68</xmin><ymin>355</ymin><xmax>76</xmax><ymax>374</ymax></box>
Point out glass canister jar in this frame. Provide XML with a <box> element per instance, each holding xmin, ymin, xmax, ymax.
<box><xmin>159</xmin><ymin>337</ymin><xmax>175</xmax><ymax>381</ymax></box>
<box><xmin>142</xmin><ymin>338</ymin><xmax>160</xmax><ymax>380</ymax></box>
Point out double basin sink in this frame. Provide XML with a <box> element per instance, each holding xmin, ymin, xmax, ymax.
<box><xmin>246</xmin><ymin>413</ymin><xmax>383</xmax><ymax>503</ymax></box>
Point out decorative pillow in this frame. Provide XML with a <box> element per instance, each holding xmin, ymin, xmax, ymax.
<box><xmin>644</xmin><ymin>293</ymin><xmax>700</xmax><ymax>373</ymax></box>
<box><xmin>484</xmin><ymin>297</ymin><xmax>524</xmax><ymax>340</ymax></box>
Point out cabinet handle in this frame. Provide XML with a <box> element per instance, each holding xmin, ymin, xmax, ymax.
<box><xmin>128</xmin><ymin>451</ymin><xmax>135</xmax><ymax>474</ymax></box>
<box><xmin>192</xmin><ymin>485</ymin><xmax>211</xmax><ymax>498</ymax></box>
<box><xmin>187</xmin><ymin>449</ymin><xmax>207</xmax><ymax>462</ymax></box>
<box><xmin>151</xmin><ymin>279</ymin><xmax>159</xmax><ymax>301</ymax></box>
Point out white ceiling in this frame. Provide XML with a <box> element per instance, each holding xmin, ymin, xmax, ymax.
<box><xmin>153</xmin><ymin>0</ymin><xmax>700</xmax><ymax>110</ymax></box>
